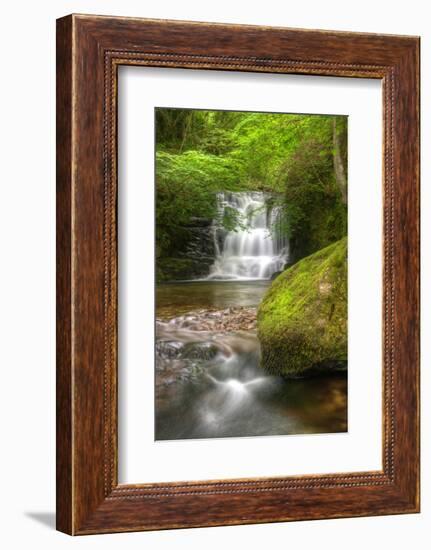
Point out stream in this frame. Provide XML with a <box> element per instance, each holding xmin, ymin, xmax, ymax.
<box><xmin>155</xmin><ymin>281</ymin><xmax>347</xmax><ymax>441</ymax></box>
<box><xmin>156</xmin><ymin>192</ymin><xmax>346</xmax><ymax>440</ymax></box>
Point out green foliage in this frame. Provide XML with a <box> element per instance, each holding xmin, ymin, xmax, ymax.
<box><xmin>156</xmin><ymin>150</ymin><xmax>243</xmax><ymax>255</ymax></box>
<box><xmin>257</xmin><ymin>238</ymin><xmax>347</xmax><ymax>376</ymax></box>
<box><xmin>278</xmin><ymin>118</ymin><xmax>348</xmax><ymax>259</ymax></box>
<box><xmin>155</xmin><ymin>107</ymin><xmax>348</xmax><ymax>263</ymax></box>
<box><xmin>221</xmin><ymin>205</ymin><xmax>247</xmax><ymax>232</ymax></box>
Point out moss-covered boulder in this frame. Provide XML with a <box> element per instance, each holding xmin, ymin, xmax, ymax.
<box><xmin>257</xmin><ymin>238</ymin><xmax>347</xmax><ymax>377</ymax></box>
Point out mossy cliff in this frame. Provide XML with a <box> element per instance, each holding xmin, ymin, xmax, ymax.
<box><xmin>257</xmin><ymin>238</ymin><xmax>347</xmax><ymax>377</ymax></box>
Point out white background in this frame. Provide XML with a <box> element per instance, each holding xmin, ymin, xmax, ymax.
<box><xmin>118</xmin><ymin>68</ymin><xmax>382</xmax><ymax>483</ymax></box>
<box><xmin>0</xmin><ymin>1</ymin><xmax>428</xmax><ymax>548</ymax></box>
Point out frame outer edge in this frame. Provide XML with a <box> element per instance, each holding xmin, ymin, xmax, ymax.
<box><xmin>392</xmin><ymin>38</ymin><xmax>420</xmax><ymax>510</ymax></box>
<box><xmin>56</xmin><ymin>14</ymin><xmax>74</xmax><ymax>535</ymax></box>
<box><xmin>56</xmin><ymin>14</ymin><xmax>420</xmax><ymax>535</ymax></box>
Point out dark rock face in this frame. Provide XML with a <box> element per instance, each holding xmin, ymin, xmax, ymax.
<box><xmin>157</xmin><ymin>218</ymin><xmax>216</xmax><ymax>281</ymax></box>
<box><xmin>157</xmin><ymin>257</ymin><xmax>213</xmax><ymax>281</ymax></box>
<box><xmin>270</xmin><ymin>270</ymin><xmax>282</xmax><ymax>280</ymax></box>
<box><xmin>183</xmin><ymin>226</ymin><xmax>215</xmax><ymax>262</ymax></box>
<box><xmin>188</xmin><ymin>216</ymin><xmax>213</xmax><ymax>227</ymax></box>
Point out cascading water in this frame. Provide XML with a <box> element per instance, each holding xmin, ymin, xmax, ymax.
<box><xmin>208</xmin><ymin>192</ymin><xmax>289</xmax><ymax>280</ymax></box>
<box><xmin>156</xmin><ymin>195</ymin><xmax>347</xmax><ymax>442</ymax></box>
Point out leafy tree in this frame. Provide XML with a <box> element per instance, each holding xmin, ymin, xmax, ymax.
<box><xmin>155</xmin><ymin>108</ymin><xmax>347</xmax><ymax>264</ymax></box>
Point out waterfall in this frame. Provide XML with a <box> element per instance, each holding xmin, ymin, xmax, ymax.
<box><xmin>208</xmin><ymin>192</ymin><xmax>289</xmax><ymax>280</ymax></box>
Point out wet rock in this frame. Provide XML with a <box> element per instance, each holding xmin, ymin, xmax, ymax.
<box><xmin>179</xmin><ymin>342</ymin><xmax>219</xmax><ymax>361</ymax></box>
<box><xmin>155</xmin><ymin>340</ymin><xmax>184</xmax><ymax>359</ymax></box>
<box><xmin>156</xmin><ymin>257</ymin><xmax>213</xmax><ymax>282</ymax></box>
<box><xmin>270</xmin><ymin>270</ymin><xmax>282</xmax><ymax>280</ymax></box>
<box><xmin>156</xmin><ymin>222</ymin><xmax>216</xmax><ymax>282</ymax></box>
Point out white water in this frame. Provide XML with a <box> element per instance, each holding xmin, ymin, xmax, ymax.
<box><xmin>208</xmin><ymin>192</ymin><xmax>289</xmax><ymax>280</ymax></box>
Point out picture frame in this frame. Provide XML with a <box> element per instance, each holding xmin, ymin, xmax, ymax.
<box><xmin>56</xmin><ymin>14</ymin><xmax>420</xmax><ymax>535</ymax></box>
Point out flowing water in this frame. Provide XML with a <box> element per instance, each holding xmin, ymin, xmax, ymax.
<box><xmin>155</xmin><ymin>281</ymin><xmax>347</xmax><ymax>441</ymax></box>
<box><xmin>208</xmin><ymin>192</ymin><xmax>288</xmax><ymax>280</ymax></box>
<box><xmin>156</xmin><ymin>191</ymin><xmax>346</xmax><ymax>441</ymax></box>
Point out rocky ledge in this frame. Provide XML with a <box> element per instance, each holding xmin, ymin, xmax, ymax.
<box><xmin>157</xmin><ymin>306</ymin><xmax>257</xmax><ymax>332</ymax></box>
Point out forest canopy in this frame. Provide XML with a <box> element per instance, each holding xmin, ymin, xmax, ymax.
<box><xmin>155</xmin><ymin>107</ymin><xmax>347</xmax><ymax>276</ymax></box>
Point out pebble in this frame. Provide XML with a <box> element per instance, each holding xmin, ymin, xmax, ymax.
<box><xmin>157</xmin><ymin>306</ymin><xmax>257</xmax><ymax>332</ymax></box>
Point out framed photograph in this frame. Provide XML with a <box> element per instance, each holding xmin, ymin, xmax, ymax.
<box><xmin>56</xmin><ymin>14</ymin><xmax>420</xmax><ymax>535</ymax></box>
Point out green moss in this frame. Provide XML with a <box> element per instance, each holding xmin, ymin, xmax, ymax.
<box><xmin>257</xmin><ymin>238</ymin><xmax>347</xmax><ymax>377</ymax></box>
